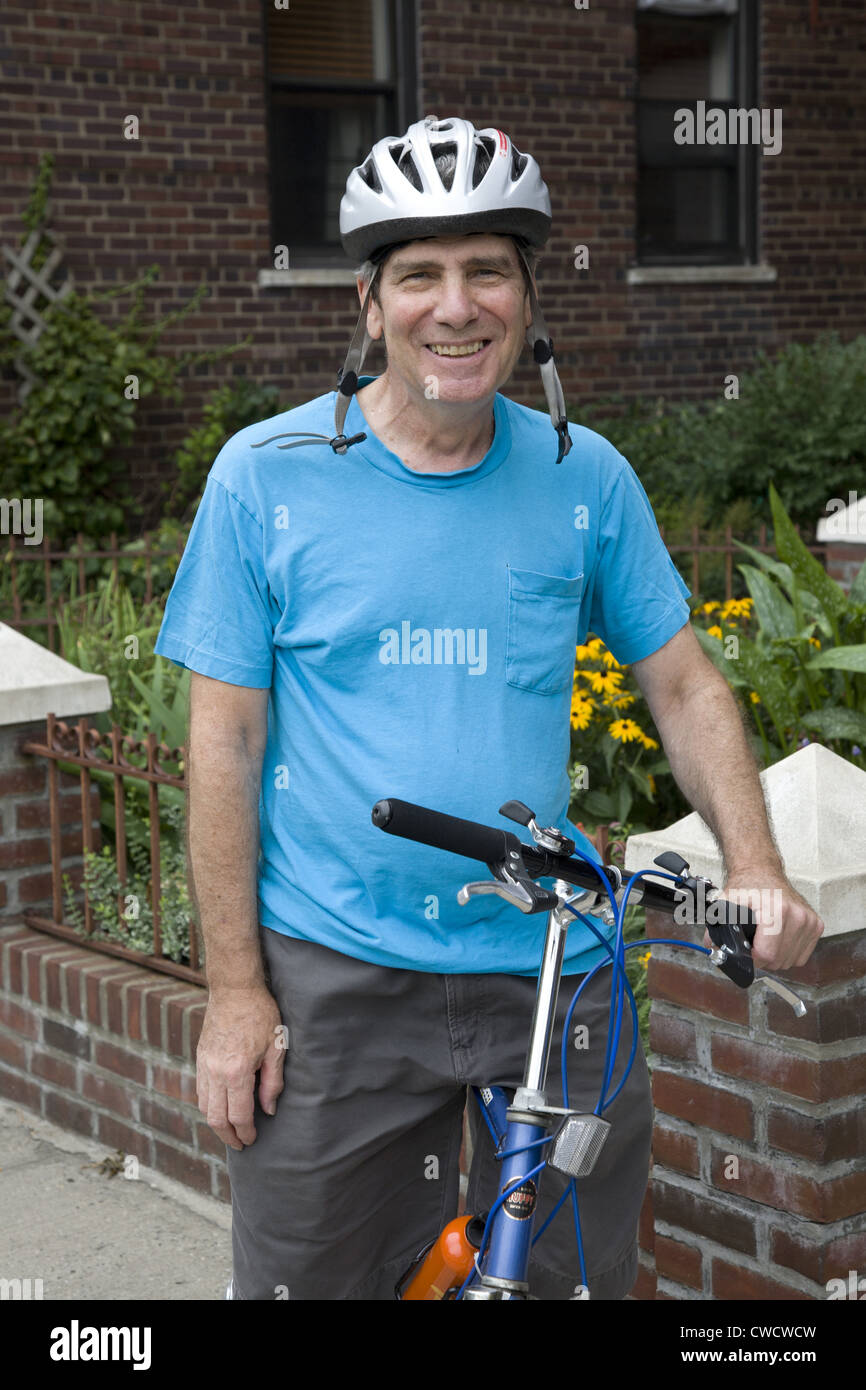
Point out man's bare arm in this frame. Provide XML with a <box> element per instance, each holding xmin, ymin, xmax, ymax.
<box><xmin>188</xmin><ymin>671</ymin><xmax>285</xmax><ymax>1149</ymax></box>
<box><xmin>631</xmin><ymin>622</ymin><xmax>824</xmax><ymax>969</ymax></box>
<box><xmin>631</xmin><ymin>623</ymin><xmax>783</xmax><ymax>877</ymax></box>
<box><xmin>187</xmin><ymin>672</ymin><xmax>269</xmax><ymax>990</ymax></box>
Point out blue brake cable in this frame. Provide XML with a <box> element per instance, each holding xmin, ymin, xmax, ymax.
<box><xmin>459</xmin><ymin>851</ymin><xmax>715</xmax><ymax>1298</ymax></box>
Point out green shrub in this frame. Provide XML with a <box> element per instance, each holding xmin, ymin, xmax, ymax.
<box><xmin>696</xmin><ymin>484</ymin><xmax>866</xmax><ymax>769</ymax></box>
<box><xmin>163</xmin><ymin>378</ymin><xmax>286</xmax><ymax>520</ymax></box>
<box><xmin>565</xmin><ymin>333</ymin><xmax>866</xmax><ymax>534</ymax></box>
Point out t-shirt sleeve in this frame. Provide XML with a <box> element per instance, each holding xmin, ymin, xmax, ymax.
<box><xmin>154</xmin><ymin>475</ymin><xmax>275</xmax><ymax>688</ymax></box>
<box><xmin>581</xmin><ymin>449</ymin><xmax>692</xmax><ymax>665</ymax></box>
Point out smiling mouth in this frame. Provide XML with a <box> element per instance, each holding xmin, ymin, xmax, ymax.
<box><xmin>426</xmin><ymin>340</ymin><xmax>491</xmax><ymax>358</ymax></box>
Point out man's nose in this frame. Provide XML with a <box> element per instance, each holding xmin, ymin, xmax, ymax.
<box><xmin>431</xmin><ymin>276</ymin><xmax>479</xmax><ymax>326</ymax></box>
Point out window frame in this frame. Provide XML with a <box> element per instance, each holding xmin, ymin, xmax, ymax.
<box><xmin>260</xmin><ymin>0</ymin><xmax>419</xmax><ymax>268</ymax></box>
<box><xmin>634</xmin><ymin>0</ymin><xmax>761</xmax><ymax>267</ymax></box>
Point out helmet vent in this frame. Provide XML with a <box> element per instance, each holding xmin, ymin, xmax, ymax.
<box><xmin>472</xmin><ymin>136</ymin><xmax>496</xmax><ymax>188</ymax></box>
<box><xmin>432</xmin><ymin>141</ymin><xmax>458</xmax><ymax>191</ymax></box>
<box><xmin>511</xmin><ymin>148</ymin><xmax>528</xmax><ymax>181</ymax></box>
<box><xmin>390</xmin><ymin>142</ymin><xmax>423</xmax><ymax>191</ymax></box>
<box><xmin>358</xmin><ymin>157</ymin><xmax>382</xmax><ymax>193</ymax></box>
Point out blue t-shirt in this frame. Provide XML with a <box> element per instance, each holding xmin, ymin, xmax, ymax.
<box><xmin>154</xmin><ymin>378</ymin><xmax>691</xmax><ymax>976</ymax></box>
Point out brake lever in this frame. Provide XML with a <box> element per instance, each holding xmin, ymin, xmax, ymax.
<box><xmin>457</xmin><ymin>844</ymin><xmax>559</xmax><ymax>915</ymax></box>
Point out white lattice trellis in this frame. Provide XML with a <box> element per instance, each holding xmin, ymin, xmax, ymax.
<box><xmin>2</xmin><ymin>226</ymin><xmax>73</xmax><ymax>401</ymax></box>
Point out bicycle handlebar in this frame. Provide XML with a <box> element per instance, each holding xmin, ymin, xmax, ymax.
<box><xmin>371</xmin><ymin>796</ymin><xmax>758</xmax><ymax>989</ymax></box>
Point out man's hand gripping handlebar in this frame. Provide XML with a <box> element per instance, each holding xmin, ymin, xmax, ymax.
<box><xmin>371</xmin><ymin>796</ymin><xmax>805</xmax><ymax>1014</ymax></box>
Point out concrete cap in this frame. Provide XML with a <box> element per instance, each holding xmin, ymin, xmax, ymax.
<box><xmin>624</xmin><ymin>743</ymin><xmax>866</xmax><ymax>936</ymax></box>
<box><xmin>0</xmin><ymin>623</ymin><xmax>111</xmax><ymax>727</ymax></box>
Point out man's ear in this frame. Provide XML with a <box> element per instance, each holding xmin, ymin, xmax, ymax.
<box><xmin>357</xmin><ymin>275</ymin><xmax>384</xmax><ymax>342</ymax></box>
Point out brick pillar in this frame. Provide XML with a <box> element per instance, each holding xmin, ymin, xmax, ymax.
<box><xmin>626</xmin><ymin>742</ymin><xmax>866</xmax><ymax>1301</ymax></box>
<box><xmin>0</xmin><ymin>718</ymin><xmax>102</xmax><ymax>926</ymax></box>
<box><xmin>0</xmin><ymin>624</ymin><xmax>110</xmax><ymax>924</ymax></box>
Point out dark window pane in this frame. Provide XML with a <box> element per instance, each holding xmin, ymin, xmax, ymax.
<box><xmin>636</xmin><ymin>8</ymin><xmax>746</xmax><ymax>261</ymax></box>
<box><xmin>270</xmin><ymin>90</ymin><xmax>394</xmax><ymax>254</ymax></box>
<box><xmin>637</xmin><ymin>13</ymin><xmax>734</xmax><ymax>101</ymax></box>
<box><xmin>638</xmin><ymin>100</ymin><xmax>739</xmax><ymax>167</ymax></box>
<box><xmin>638</xmin><ymin>165</ymin><xmax>738</xmax><ymax>259</ymax></box>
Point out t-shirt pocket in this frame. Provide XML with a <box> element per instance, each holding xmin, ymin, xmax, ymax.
<box><xmin>505</xmin><ymin>566</ymin><xmax>585</xmax><ymax>695</ymax></box>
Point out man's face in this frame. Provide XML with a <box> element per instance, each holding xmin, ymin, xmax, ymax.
<box><xmin>358</xmin><ymin>233</ymin><xmax>533</xmax><ymax>405</ymax></box>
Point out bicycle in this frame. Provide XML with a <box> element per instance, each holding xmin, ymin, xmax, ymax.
<box><xmin>370</xmin><ymin>795</ymin><xmax>806</xmax><ymax>1301</ymax></box>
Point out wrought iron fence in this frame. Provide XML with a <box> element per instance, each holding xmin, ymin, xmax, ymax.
<box><xmin>659</xmin><ymin>522</ymin><xmax>827</xmax><ymax>600</ymax></box>
<box><xmin>1</xmin><ymin>531</ymin><xmax>186</xmax><ymax>651</ymax></box>
<box><xmin>21</xmin><ymin>713</ymin><xmax>202</xmax><ymax>985</ymax></box>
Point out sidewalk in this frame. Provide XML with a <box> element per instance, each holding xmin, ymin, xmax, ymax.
<box><xmin>0</xmin><ymin>1099</ymin><xmax>231</xmax><ymax>1301</ymax></box>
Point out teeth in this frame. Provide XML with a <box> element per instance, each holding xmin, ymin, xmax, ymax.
<box><xmin>429</xmin><ymin>341</ymin><xmax>486</xmax><ymax>356</ymax></box>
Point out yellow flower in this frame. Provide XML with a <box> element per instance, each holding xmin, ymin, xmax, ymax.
<box><xmin>608</xmin><ymin>718</ymin><xmax>644</xmax><ymax>743</ymax></box>
<box><xmin>696</xmin><ymin>601</ymin><xmax>720</xmax><ymax>615</ymax></box>
<box><xmin>720</xmin><ymin>598</ymin><xmax>753</xmax><ymax>620</ymax></box>
<box><xmin>647</xmin><ymin>774</ymin><xmax>656</xmax><ymax>795</ymax></box>
<box><xmin>600</xmin><ymin>648</ymin><xmax>623</xmax><ymax>669</ymax></box>
<box><xmin>707</xmin><ymin>625</ymin><xmax>723</xmax><ymax>639</ymax></box>
<box><xmin>637</xmin><ymin>950</ymin><xmax>651</xmax><ymax>969</ymax></box>
<box><xmin>607</xmin><ymin>691</ymin><xmax>636</xmax><ymax>711</ymax></box>
<box><xmin>575</xmin><ymin>646</ymin><xmax>596</xmax><ymax>664</ymax></box>
<box><xmin>571</xmin><ymin>695</ymin><xmax>596</xmax><ymax>731</ymax></box>
<box><xmin>808</xmin><ymin>635</ymin><xmax>821</xmax><ymax>649</ymax></box>
<box><xmin>749</xmin><ymin>691</ymin><xmax>761</xmax><ymax>704</ymax></box>
<box><xmin>639</xmin><ymin>729</ymin><xmax>660</xmax><ymax>750</ymax></box>
<box><xmin>587</xmin><ymin>669</ymin><xmax>624</xmax><ymax>696</ymax></box>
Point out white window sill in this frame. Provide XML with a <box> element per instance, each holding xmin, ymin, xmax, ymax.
<box><xmin>626</xmin><ymin>265</ymin><xmax>777</xmax><ymax>285</ymax></box>
<box><xmin>258</xmin><ymin>268</ymin><xmax>358</xmax><ymax>288</ymax></box>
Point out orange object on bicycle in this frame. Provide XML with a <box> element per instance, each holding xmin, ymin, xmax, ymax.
<box><xmin>397</xmin><ymin>1214</ymin><xmax>487</xmax><ymax>1300</ymax></box>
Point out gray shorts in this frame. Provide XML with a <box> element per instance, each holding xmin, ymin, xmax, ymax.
<box><xmin>226</xmin><ymin>927</ymin><xmax>652</xmax><ymax>1301</ymax></box>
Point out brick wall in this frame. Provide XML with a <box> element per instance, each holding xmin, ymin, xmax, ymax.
<box><xmin>0</xmin><ymin>719</ymin><xmax>101</xmax><ymax>925</ymax></box>
<box><xmin>0</xmin><ymin>923</ymin><xmax>221</xmax><ymax>1198</ymax></box>
<box><xmin>1</xmin><ymin>1</ymin><xmax>864</xmax><ymax>526</ymax></box>
<box><xmin>635</xmin><ymin>907</ymin><xmax>866</xmax><ymax>1301</ymax></box>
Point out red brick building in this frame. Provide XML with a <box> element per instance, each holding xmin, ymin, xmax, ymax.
<box><xmin>1</xmin><ymin>0</ymin><xmax>864</xmax><ymax>519</ymax></box>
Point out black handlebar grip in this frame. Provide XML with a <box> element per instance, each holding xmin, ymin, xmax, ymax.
<box><xmin>371</xmin><ymin>798</ymin><xmax>521</xmax><ymax>867</ymax></box>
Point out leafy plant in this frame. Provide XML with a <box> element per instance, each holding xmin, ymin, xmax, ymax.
<box><xmin>0</xmin><ymin>158</ymin><xmax>252</xmax><ymax>541</ymax></box>
<box><xmin>164</xmin><ymin>379</ymin><xmax>286</xmax><ymax>520</ymax></box>
<box><xmin>62</xmin><ymin>800</ymin><xmax>198</xmax><ymax>967</ymax></box>
<box><xmin>53</xmin><ymin>571</ymin><xmax>188</xmax><ymax>741</ymax></box>
<box><xmin>566</xmin><ymin>333</ymin><xmax>866</xmax><ymax>533</ymax></box>
<box><xmin>694</xmin><ymin>484</ymin><xmax>866</xmax><ymax>768</ymax></box>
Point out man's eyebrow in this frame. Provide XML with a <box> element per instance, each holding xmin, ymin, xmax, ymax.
<box><xmin>388</xmin><ymin>253</ymin><xmax>517</xmax><ymax>275</ymax></box>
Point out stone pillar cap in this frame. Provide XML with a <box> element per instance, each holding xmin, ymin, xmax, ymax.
<box><xmin>0</xmin><ymin>623</ymin><xmax>111</xmax><ymax>727</ymax></box>
<box><xmin>624</xmin><ymin>743</ymin><xmax>866</xmax><ymax>936</ymax></box>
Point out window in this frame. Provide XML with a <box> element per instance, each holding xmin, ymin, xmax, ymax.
<box><xmin>263</xmin><ymin>0</ymin><xmax>418</xmax><ymax>266</ymax></box>
<box><xmin>635</xmin><ymin>0</ymin><xmax>759</xmax><ymax>264</ymax></box>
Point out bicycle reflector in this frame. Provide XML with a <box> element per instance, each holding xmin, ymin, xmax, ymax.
<box><xmin>548</xmin><ymin>1114</ymin><xmax>611</xmax><ymax>1179</ymax></box>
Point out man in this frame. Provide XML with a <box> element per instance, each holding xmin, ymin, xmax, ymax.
<box><xmin>154</xmin><ymin>116</ymin><xmax>823</xmax><ymax>1301</ymax></box>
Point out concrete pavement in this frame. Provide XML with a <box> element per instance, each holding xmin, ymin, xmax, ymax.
<box><xmin>0</xmin><ymin>1098</ymin><xmax>231</xmax><ymax>1301</ymax></box>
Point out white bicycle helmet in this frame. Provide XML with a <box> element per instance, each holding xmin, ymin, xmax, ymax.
<box><xmin>254</xmin><ymin>117</ymin><xmax>572</xmax><ymax>464</ymax></box>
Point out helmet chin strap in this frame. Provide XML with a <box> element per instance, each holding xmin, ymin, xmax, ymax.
<box><xmin>514</xmin><ymin>243</ymin><xmax>572</xmax><ymax>465</ymax></box>
<box><xmin>332</xmin><ymin>263</ymin><xmax>381</xmax><ymax>450</ymax></box>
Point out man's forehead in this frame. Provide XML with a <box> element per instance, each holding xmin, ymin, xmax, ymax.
<box><xmin>384</xmin><ymin>234</ymin><xmax>520</xmax><ymax>272</ymax></box>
